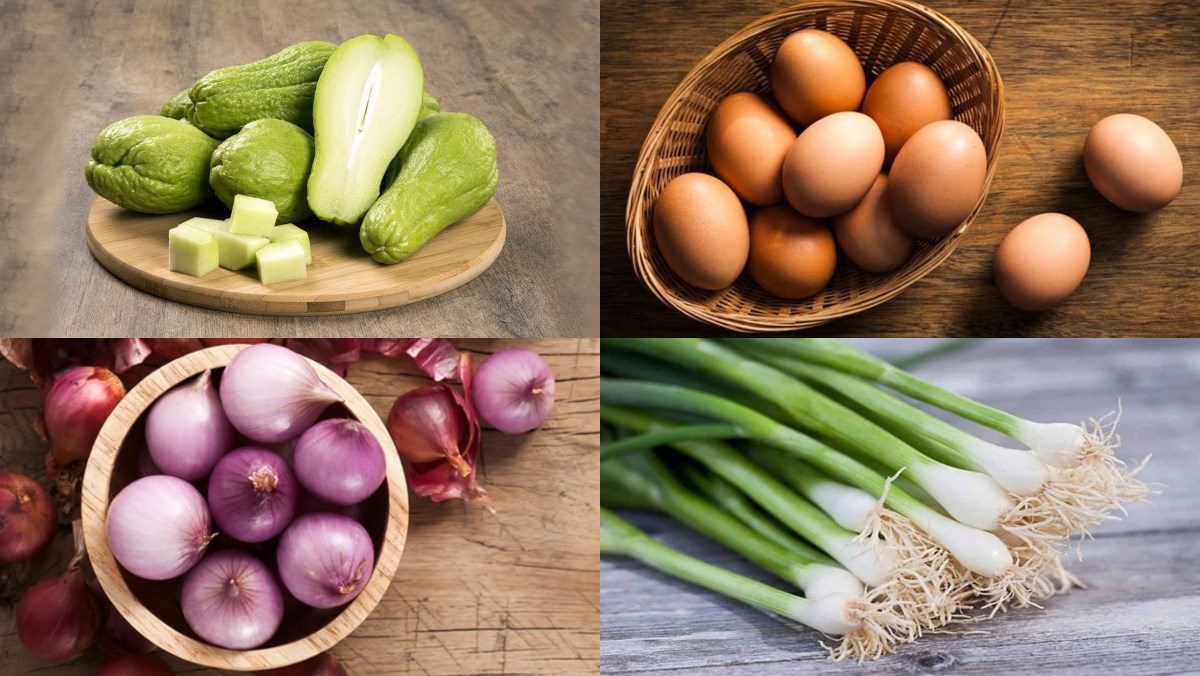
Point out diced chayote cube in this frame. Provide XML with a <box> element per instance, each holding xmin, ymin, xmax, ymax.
<box><xmin>178</xmin><ymin>217</ymin><xmax>228</xmax><ymax>233</ymax></box>
<box><xmin>255</xmin><ymin>240</ymin><xmax>307</xmax><ymax>285</ymax></box>
<box><xmin>268</xmin><ymin>224</ymin><xmax>312</xmax><ymax>264</ymax></box>
<box><xmin>229</xmin><ymin>194</ymin><xmax>277</xmax><ymax>237</ymax></box>
<box><xmin>168</xmin><ymin>225</ymin><xmax>218</xmax><ymax>277</ymax></box>
<box><xmin>214</xmin><ymin>228</ymin><xmax>270</xmax><ymax>271</ymax></box>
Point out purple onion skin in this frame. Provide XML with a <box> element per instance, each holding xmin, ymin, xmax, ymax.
<box><xmin>106</xmin><ymin>476</ymin><xmax>213</xmax><ymax>580</ymax></box>
<box><xmin>207</xmin><ymin>447</ymin><xmax>298</xmax><ymax>544</ymax></box>
<box><xmin>277</xmin><ymin>513</ymin><xmax>374</xmax><ymax>609</ymax></box>
<box><xmin>293</xmin><ymin>419</ymin><xmax>386</xmax><ymax>506</ymax></box>
<box><xmin>181</xmin><ymin>550</ymin><xmax>283</xmax><ymax>650</ymax></box>
<box><xmin>219</xmin><ymin>344</ymin><xmax>342</xmax><ymax>444</ymax></box>
<box><xmin>146</xmin><ymin>370</ymin><xmax>234</xmax><ymax>481</ymax></box>
<box><xmin>471</xmin><ymin>348</ymin><xmax>556</xmax><ymax>434</ymax></box>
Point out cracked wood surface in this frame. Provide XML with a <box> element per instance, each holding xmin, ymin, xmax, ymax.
<box><xmin>0</xmin><ymin>339</ymin><xmax>600</xmax><ymax>674</ymax></box>
<box><xmin>0</xmin><ymin>0</ymin><xmax>599</xmax><ymax>336</ymax></box>
<box><xmin>601</xmin><ymin>339</ymin><xmax>1200</xmax><ymax>673</ymax></box>
<box><xmin>601</xmin><ymin>0</ymin><xmax>1200</xmax><ymax>336</ymax></box>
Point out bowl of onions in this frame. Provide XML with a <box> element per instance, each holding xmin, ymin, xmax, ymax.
<box><xmin>80</xmin><ymin>343</ymin><xmax>408</xmax><ymax>671</ymax></box>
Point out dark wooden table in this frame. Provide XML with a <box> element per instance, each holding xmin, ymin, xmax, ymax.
<box><xmin>601</xmin><ymin>339</ymin><xmax>1200</xmax><ymax>673</ymax></box>
<box><xmin>0</xmin><ymin>340</ymin><xmax>600</xmax><ymax>674</ymax></box>
<box><xmin>0</xmin><ymin>0</ymin><xmax>599</xmax><ymax>337</ymax></box>
<box><xmin>601</xmin><ymin>1</ymin><xmax>1200</xmax><ymax>336</ymax></box>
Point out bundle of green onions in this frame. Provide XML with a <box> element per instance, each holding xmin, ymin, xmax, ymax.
<box><xmin>599</xmin><ymin>338</ymin><xmax>1152</xmax><ymax>662</ymax></box>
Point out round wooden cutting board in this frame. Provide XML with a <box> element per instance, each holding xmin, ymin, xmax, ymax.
<box><xmin>85</xmin><ymin>197</ymin><xmax>505</xmax><ymax>316</ymax></box>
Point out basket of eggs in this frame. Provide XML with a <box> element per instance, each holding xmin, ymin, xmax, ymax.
<box><xmin>627</xmin><ymin>0</ymin><xmax>1005</xmax><ymax>332</ymax></box>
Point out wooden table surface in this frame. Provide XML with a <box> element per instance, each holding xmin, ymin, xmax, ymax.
<box><xmin>601</xmin><ymin>339</ymin><xmax>1200</xmax><ymax>673</ymax></box>
<box><xmin>0</xmin><ymin>0</ymin><xmax>599</xmax><ymax>337</ymax></box>
<box><xmin>0</xmin><ymin>339</ymin><xmax>600</xmax><ymax>674</ymax></box>
<box><xmin>600</xmin><ymin>0</ymin><xmax>1200</xmax><ymax>337</ymax></box>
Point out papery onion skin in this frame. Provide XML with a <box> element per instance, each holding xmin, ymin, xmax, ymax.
<box><xmin>147</xmin><ymin>370</ymin><xmax>235</xmax><ymax>481</ymax></box>
<box><xmin>208</xmin><ymin>447</ymin><xmax>298</xmax><ymax>543</ymax></box>
<box><xmin>0</xmin><ymin>472</ymin><xmax>56</xmax><ymax>563</ymax></box>
<box><xmin>293</xmin><ymin>419</ymin><xmax>386</xmax><ymax>506</ymax></box>
<box><xmin>98</xmin><ymin>654</ymin><xmax>173</xmax><ymax>676</ymax></box>
<box><xmin>41</xmin><ymin>366</ymin><xmax>125</xmax><ymax>464</ymax></box>
<box><xmin>471</xmin><ymin>348</ymin><xmax>555</xmax><ymax>434</ymax></box>
<box><xmin>220</xmin><ymin>344</ymin><xmax>343</xmax><ymax>444</ymax></box>
<box><xmin>387</xmin><ymin>385</ymin><xmax>473</xmax><ymax>475</ymax></box>
<box><xmin>107</xmin><ymin>475</ymin><xmax>214</xmax><ymax>580</ymax></box>
<box><xmin>277</xmin><ymin>513</ymin><xmax>375</xmax><ymax>609</ymax></box>
<box><xmin>258</xmin><ymin>652</ymin><xmax>349</xmax><ymax>676</ymax></box>
<box><xmin>181</xmin><ymin>550</ymin><xmax>284</xmax><ymax>650</ymax></box>
<box><xmin>16</xmin><ymin>567</ymin><xmax>101</xmax><ymax>661</ymax></box>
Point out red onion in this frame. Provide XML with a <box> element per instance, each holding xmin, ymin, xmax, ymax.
<box><xmin>107</xmin><ymin>476</ymin><xmax>214</xmax><ymax>580</ymax></box>
<box><xmin>16</xmin><ymin>566</ymin><xmax>101</xmax><ymax>661</ymax></box>
<box><xmin>387</xmin><ymin>386</ymin><xmax>474</xmax><ymax>476</ymax></box>
<box><xmin>277</xmin><ymin>513</ymin><xmax>374</xmax><ymax>608</ymax></box>
<box><xmin>258</xmin><ymin>652</ymin><xmax>348</xmax><ymax>676</ymax></box>
<box><xmin>208</xmin><ymin>447</ymin><xmax>298</xmax><ymax>543</ymax></box>
<box><xmin>41</xmin><ymin>366</ymin><xmax>125</xmax><ymax>464</ymax></box>
<box><xmin>293</xmin><ymin>419</ymin><xmax>386</xmax><ymax>506</ymax></box>
<box><xmin>181</xmin><ymin>550</ymin><xmax>284</xmax><ymax>649</ymax></box>
<box><xmin>98</xmin><ymin>654</ymin><xmax>173</xmax><ymax>676</ymax></box>
<box><xmin>220</xmin><ymin>344</ymin><xmax>343</xmax><ymax>444</ymax></box>
<box><xmin>471</xmin><ymin>348</ymin><xmax>555</xmax><ymax>434</ymax></box>
<box><xmin>2</xmin><ymin>339</ymin><xmax>151</xmax><ymax>388</ymax></box>
<box><xmin>147</xmin><ymin>370</ymin><xmax>234</xmax><ymax>480</ymax></box>
<box><xmin>0</xmin><ymin>472</ymin><xmax>56</xmax><ymax>563</ymax></box>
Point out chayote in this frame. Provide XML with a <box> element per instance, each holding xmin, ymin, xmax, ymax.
<box><xmin>86</xmin><ymin>115</ymin><xmax>219</xmax><ymax>214</ymax></box>
<box><xmin>160</xmin><ymin>87</ymin><xmax>193</xmax><ymax>119</ymax></box>
<box><xmin>209</xmin><ymin>119</ymin><xmax>315</xmax><ymax>224</ymax></box>
<box><xmin>360</xmin><ymin>112</ymin><xmax>498</xmax><ymax>264</ymax></box>
<box><xmin>187</xmin><ymin>41</ymin><xmax>336</xmax><ymax>139</ymax></box>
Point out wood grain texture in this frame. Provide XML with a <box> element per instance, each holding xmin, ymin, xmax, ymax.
<box><xmin>0</xmin><ymin>339</ymin><xmax>600</xmax><ymax>674</ymax></box>
<box><xmin>602</xmin><ymin>339</ymin><xmax>1200</xmax><ymax>673</ymax></box>
<box><xmin>0</xmin><ymin>0</ymin><xmax>599</xmax><ymax>337</ymax></box>
<box><xmin>86</xmin><ymin>197</ymin><xmax>505</xmax><ymax>316</ymax></box>
<box><xmin>601</xmin><ymin>0</ymin><xmax>1200</xmax><ymax>336</ymax></box>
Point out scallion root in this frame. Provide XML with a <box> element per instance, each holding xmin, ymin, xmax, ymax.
<box><xmin>824</xmin><ymin>591</ymin><xmax>918</xmax><ymax>662</ymax></box>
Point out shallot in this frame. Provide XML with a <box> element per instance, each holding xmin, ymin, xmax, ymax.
<box><xmin>387</xmin><ymin>385</ymin><xmax>475</xmax><ymax>476</ymax></box>
<box><xmin>181</xmin><ymin>550</ymin><xmax>284</xmax><ymax>649</ymax></box>
<box><xmin>277</xmin><ymin>513</ymin><xmax>374</xmax><ymax>608</ymax></box>
<box><xmin>0</xmin><ymin>471</ymin><xmax>55</xmax><ymax>563</ymax></box>
<box><xmin>471</xmin><ymin>348</ymin><xmax>556</xmax><ymax>434</ymax></box>
<box><xmin>106</xmin><ymin>475</ymin><xmax>214</xmax><ymax>580</ymax></box>
<box><xmin>98</xmin><ymin>654</ymin><xmax>173</xmax><ymax>676</ymax></box>
<box><xmin>207</xmin><ymin>447</ymin><xmax>298</xmax><ymax>543</ymax></box>
<box><xmin>40</xmin><ymin>366</ymin><xmax>125</xmax><ymax>465</ymax></box>
<box><xmin>147</xmin><ymin>370</ymin><xmax>234</xmax><ymax>480</ymax></box>
<box><xmin>220</xmin><ymin>344</ymin><xmax>342</xmax><ymax>443</ymax></box>
<box><xmin>16</xmin><ymin>565</ymin><xmax>101</xmax><ymax>661</ymax></box>
<box><xmin>293</xmin><ymin>419</ymin><xmax>386</xmax><ymax>506</ymax></box>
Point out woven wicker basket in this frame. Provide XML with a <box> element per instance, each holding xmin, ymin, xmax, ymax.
<box><xmin>626</xmin><ymin>0</ymin><xmax>1004</xmax><ymax>332</ymax></box>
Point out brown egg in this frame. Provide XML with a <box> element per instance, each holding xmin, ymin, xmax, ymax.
<box><xmin>770</xmin><ymin>29</ymin><xmax>865</xmax><ymax>126</ymax></box>
<box><xmin>832</xmin><ymin>174</ymin><xmax>914</xmax><ymax>272</ymax></box>
<box><xmin>888</xmin><ymin>120</ymin><xmax>987</xmax><ymax>239</ymax></box>
<box><xmin>862</xmin><ymin>62</ymin><xmax>952</xmax><ymax>165</ymax></box>
<box><xmin>994</xmin><ymin>213</ymin><xmax>1091</xmax><ymax>311</ymax></box>
<box><xmin>782</xmin><ymin>112</ymin><xmax>884</xmax><ymax>218</ymax></box>
<box><xmin>706</xmin><ymin>92</ymin><xmax>796</xmax><ymax>206</ymax></box>
<box><xmin>652</xmin><ymin>173</ymin><xmax>749</xmax><ymax>290</ymax></box>
<box><xmin>748</xmin><ymin>205</ymin><xmax>837</xmax><ymax>299</ymax></box>
<box><xmin>1083</xmin><ymin>113</ymin><xmax>1182</xmax><ymax>213</ymax></box>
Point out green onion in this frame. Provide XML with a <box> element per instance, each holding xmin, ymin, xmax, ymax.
<box><xmin>601</xmin><ymin>423</ymin><xmax>744</xmax><ymax>461</ymax></box>
<box><xmin>679</xmin><ymin>463</ymin><xmax>831</xmax><ymax>565</ymax></box>
<box><xmin>604</xmin><ymin>339</ymin><xmax>1016</xmax><ymax>533</ymax></box>
<box><xmin>741</xmin><ymin>339</ymin><xmax>1094</xmax><ymax>468</ymax></box>
<box><xmin>600</xmin><ymin>381</ymin><xmax>1012</xmax><ymax>579</ymax></box>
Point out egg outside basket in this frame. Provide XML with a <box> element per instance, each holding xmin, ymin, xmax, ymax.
<box><xmin>81</xmin><ymin>344</ymin><xmax>408</xmax><ymax>671</ymax></box>
<box><xmin>626</xmin><ymin>0</ymin><xmax>1005</xmax><ymax>332</ymax></box>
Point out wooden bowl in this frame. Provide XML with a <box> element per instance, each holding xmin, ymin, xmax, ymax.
<box><xmin>81</xmin><ymin>345</ymin><xmax>409</xmax><ymax>671</ymax></box>
<box><xmin>626</xmin><ymin>0</ymin><xmax>1005</xmax><ymax>332</ymax></box>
